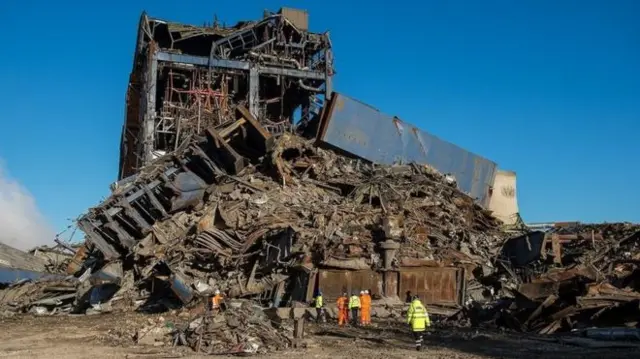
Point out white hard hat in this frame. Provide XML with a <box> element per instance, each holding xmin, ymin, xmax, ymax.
<box><xmin>364</xmin><ymin>290</ymin><xmax>369</xmax><ymax>294</ymax></box>
<box><xmin>360</xmin><ymin>290</ymin><xmax>364</xmax><ymax>294</ymax></box>
<box><xmin>214</xmin><ymin>289</ymin><xmax>220</xmax><ymax>295</ymax></box>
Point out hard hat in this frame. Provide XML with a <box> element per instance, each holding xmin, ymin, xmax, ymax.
<box><xmin>214</xmin><ymin>289</ymin><xmax>220</xmax><ymax>295</ymax></box>
<box><xmin>360</xmin><ymin>290</ymin><xmax>364</xmax><ymax>295</ymax></box>
<box><xmin>364</xmin><ymin>290</ymin><xmax>369</xmax><ymax>294</ymax></box>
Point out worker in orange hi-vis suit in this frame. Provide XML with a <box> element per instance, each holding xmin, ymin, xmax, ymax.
<box><xmin>359</xmin><ymin>291</ymin><xmax>367</xmax><ymax>325</ymax></box>
<box><xmin>336</xmin><ymin>292</ymin><xmax>349</xmax><ymax>327</ymax></box>
<box><xmin>366</xmin><ymin>290</ymin><xmax>373</xmax><ymax>324</ymax></box>
<box><xmin>211</xmin><ymin>289</ymin><xmax>224</xmax><ymax>314</ymax></box>
<box><xmin>361</xmin><ymin>290</ymin><xmax>372</xmax><ymax>325</ymax></box>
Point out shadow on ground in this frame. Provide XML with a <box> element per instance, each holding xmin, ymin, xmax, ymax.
<box><xmin>311</xmin><ymin>322</ymin><xmax>638</xmax><ymax>359</ymax></box>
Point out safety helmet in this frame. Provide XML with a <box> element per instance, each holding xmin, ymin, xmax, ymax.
<box><xmin>412</xmin><ymin>294</ymin><xmax>420</xmax><ymax>301</ymax></box>
<box><xmin>360</xmin><ymin>290</ymin><xmax>364</xmax><ymax>295</ymax></box>
<box><xmin>214</xmin><ymin>289</ymin><xmax>221</xmax><ymax>295</ymax></box>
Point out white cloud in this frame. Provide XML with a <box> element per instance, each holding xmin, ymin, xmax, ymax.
<box><xmin>0</xmin><ymin>163</ymin><xmax>55</xmax><ymax>251</ymax></box>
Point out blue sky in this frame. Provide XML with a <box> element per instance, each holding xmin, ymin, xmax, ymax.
<box><xmin>0</xmin><ymin>0</ymin><xmax>638</xmax><ymax>244</ymax></box>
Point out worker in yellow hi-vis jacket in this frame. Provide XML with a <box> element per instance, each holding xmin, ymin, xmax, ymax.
<box><xmin>348</xmin><ymin>291</ymin><xmax>361</xmax><ymax>326</ymax></box>
<box><xmin>406</xmin><ymin>295</ymin><xmax>431</xmax><ymax>351</ymax></box>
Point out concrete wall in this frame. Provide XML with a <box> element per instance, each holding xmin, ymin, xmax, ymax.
<box><xmin>488</xmin><ymin>170</ymin><xmax>520</xmax><ymax>225</ymax></box>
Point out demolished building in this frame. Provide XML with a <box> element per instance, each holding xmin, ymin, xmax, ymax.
<box><xmin>118</xmin><ymin>8</ymin><xmax>333</xmax><ymax>180</ymax></box>
<box><xmin>6</xmin><ymin>9</ymin><xmax>501</xmax><ymax>316</ymax></box>
<box><xmin>3</xmin><ymin>7</ymin><xmax>638</xmax><ymax>355</ymax></box>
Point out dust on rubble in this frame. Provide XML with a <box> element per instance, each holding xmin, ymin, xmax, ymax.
<box><xmin>0</xmin><ymin>314</ymin><xmax>636</xmax><ymax>359</ymax></box>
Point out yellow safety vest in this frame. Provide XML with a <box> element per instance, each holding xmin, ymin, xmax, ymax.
<box><xmin>348</xmin><ymin>295</ymin><xmax>361</xmax><ymax>309</ymax></box>
<box><xmin>315</xmin><ymin>295</ymin><xmax>323</xmax><ymax>308</ymax></box>
<box><xmin>406</xmin><ymin>299</ymin><xmax>430</xmax><ymax>331</ymax></box>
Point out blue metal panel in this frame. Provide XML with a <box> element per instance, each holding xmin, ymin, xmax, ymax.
<box><xmin>317</xmin><ymin>93</ymin><xmax>497</xmax><ymax>207</ymax></box>
<box><xmin>0</xmin><ymin>266</ymin><xmax>61</xmax><ymax>284</ymax></box>
<box><xmin>169</xmin><ymin>273</ymin><xmax>194</xmax><ymax>304</ymax></box>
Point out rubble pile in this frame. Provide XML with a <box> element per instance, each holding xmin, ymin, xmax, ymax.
<box><xmin>0</xmin><ymin>278</ymin><xmax>77</xmax><ymax>315</ymax></box>
<box><xmin>29</xmin><ymin>241</ymin><xmax>79</xmax><ymax>274</ymax></box>
<box><xmin>0</xmin><ymin>120</ymin><xmax>510</xmax><ymax>357</ymax></box>
<box><xmin>175</xmin><ymin>300</ymin><xmax>291</xmax><ymax>354</ymax></box>
<box><xmin>1</xmin><ymin>129</ymin><xmax>504</xmax><ymax>310</ymax></box>
<box><xmin>455</xmin><ymin>223</ymin><xmax>640</xmax><ymax>333</ymax></box>
<box><xmin>2</xmin><ymin>12</ymin><xmax>511</xmax><ymax>347</ymax></box>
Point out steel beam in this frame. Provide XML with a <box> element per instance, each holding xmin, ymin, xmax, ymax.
<box><xmin>249</xmin><ymin>67</ymin><xmax>260</xmax><ymax>118</ymax></box>
<box><xmin>143</xmin><ymin>52</ymin><xmax>158</xmax><ymax>165</ymax></box>
<box><xmin>259</xmin><ymin>66</ymin><xmax>325</xmax><ymax>80</ymax></box>
<box><xmin>157</xmin><ymin>52</ymin><xmax>249</xmax><ymax>70</ymax></box>
<box><xmin>156</xmin><ymin>51</ymin><xmax>326</xmax><ymax>80</ymax></box>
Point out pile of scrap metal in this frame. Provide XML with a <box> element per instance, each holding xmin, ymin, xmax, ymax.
<box><xmin>0</xmin><ymin>115</ymin><xmax>508</xmax><ymax>318</ymax></box>
<box><xmin>173</xmin><ymin>300</ymin><xmax>291</xmax><ymax>355</ymax></box>
<box><xmin>72</xmin><ymin>122</ymin><xmax>507</xmax><ymax>312</ymax></box>
<box><xmin>451</xmin><ymin>223</ymin><xmax>640</xmax><ymax>333</ymax></box>
<box><xmin>28</xmin><ymin>239</ymin><xmax>81</xmax><ymax>273</ymax></box>
<box><xmin>0</xmin><ymin>278</ymin><xmax>78</xmax><ymax>315</ymax></box>
<box><xmin>0</xmin><ymin>240</ymin><xmax>77</xmax><ymax>314</ymax></box>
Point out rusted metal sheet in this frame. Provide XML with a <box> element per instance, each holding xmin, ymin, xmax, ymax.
<box><xmin>317</xmin><ymin>93</ymin><xmax>498</xmax><ymax>207</ymax></box>
<box><xmin>306</xmin><ymin>270</ymin><xmax>317</xmax><ymax>302</ymax></box>
<box><xmin>66</xmin><ymin>244</ymin><xmax>88</xmax><ymax>275</ymax></box>
<box><xmin>383</xmin><ymin>271</ymin><xmax>399</xmax><ymax>297</ymax></box>
<box><xmin>399</xmin><ymin>267</ymin><xmax>464</xmax><ymax>306</ymax></box>
<box><xmin>517</xmin><ymin>282</ymin><xmax>560</xmax><ymax>300</ymax></box>
<box><xmin>318</xmin><ymin>269</ymin><xmax>383</xmax><ymax>301</ymax></box>
<box><xmin>533</xmin><ymin>265</ymin><xmax>598</xmax><ymax>283</ymax></box>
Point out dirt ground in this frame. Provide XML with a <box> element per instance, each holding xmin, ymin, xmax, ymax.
<box><xmin>0</xmin><ymin>313</ymin><xmax>638</xmax><ymax>359</ymax></box>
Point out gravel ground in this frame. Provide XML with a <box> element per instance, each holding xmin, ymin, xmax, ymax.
<box><xmin>0</xmin><ymin>313</ymin><xmax>637</xmax><ymax>359</ymax></box>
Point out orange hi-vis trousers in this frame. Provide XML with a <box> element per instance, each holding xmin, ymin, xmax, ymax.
<box><xmin>337</xmin><ymin>296</ymin><xmax>349</xmax><ymax>326</ymax></box>
<box><xmin>360</xmin><ymin>294</ymin><xmax>371</xmax><ymax>325</ymax></box>
<box><xmin>360</xmin><ymin>306</ymin><xmax>370</xmax><ymax>325</ymax></box>
<box><xmin>338</xmin><ymin>308</ymin><xmax>349</xmax><ymax>326</ymax></box>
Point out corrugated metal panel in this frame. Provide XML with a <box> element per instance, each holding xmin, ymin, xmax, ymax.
<box><xmin>318</xmin><ymin>269</ymin><xmax>382</xmax><ymax>301</ymax></box>
<box><xmin>317</xmin><ymin>93</ymin><xmax>498</xmax><ymax>207</ymax></box>
<box><xmin>399</xmin><ymin>267</ymin><xmax>463</xmax><ymax>306</ymax></box>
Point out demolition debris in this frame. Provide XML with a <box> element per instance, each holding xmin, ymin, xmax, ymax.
<box><xmin>454</xmin><ymin>223</ymin><xmax>640</xmax><ymax>334</ymax></box>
